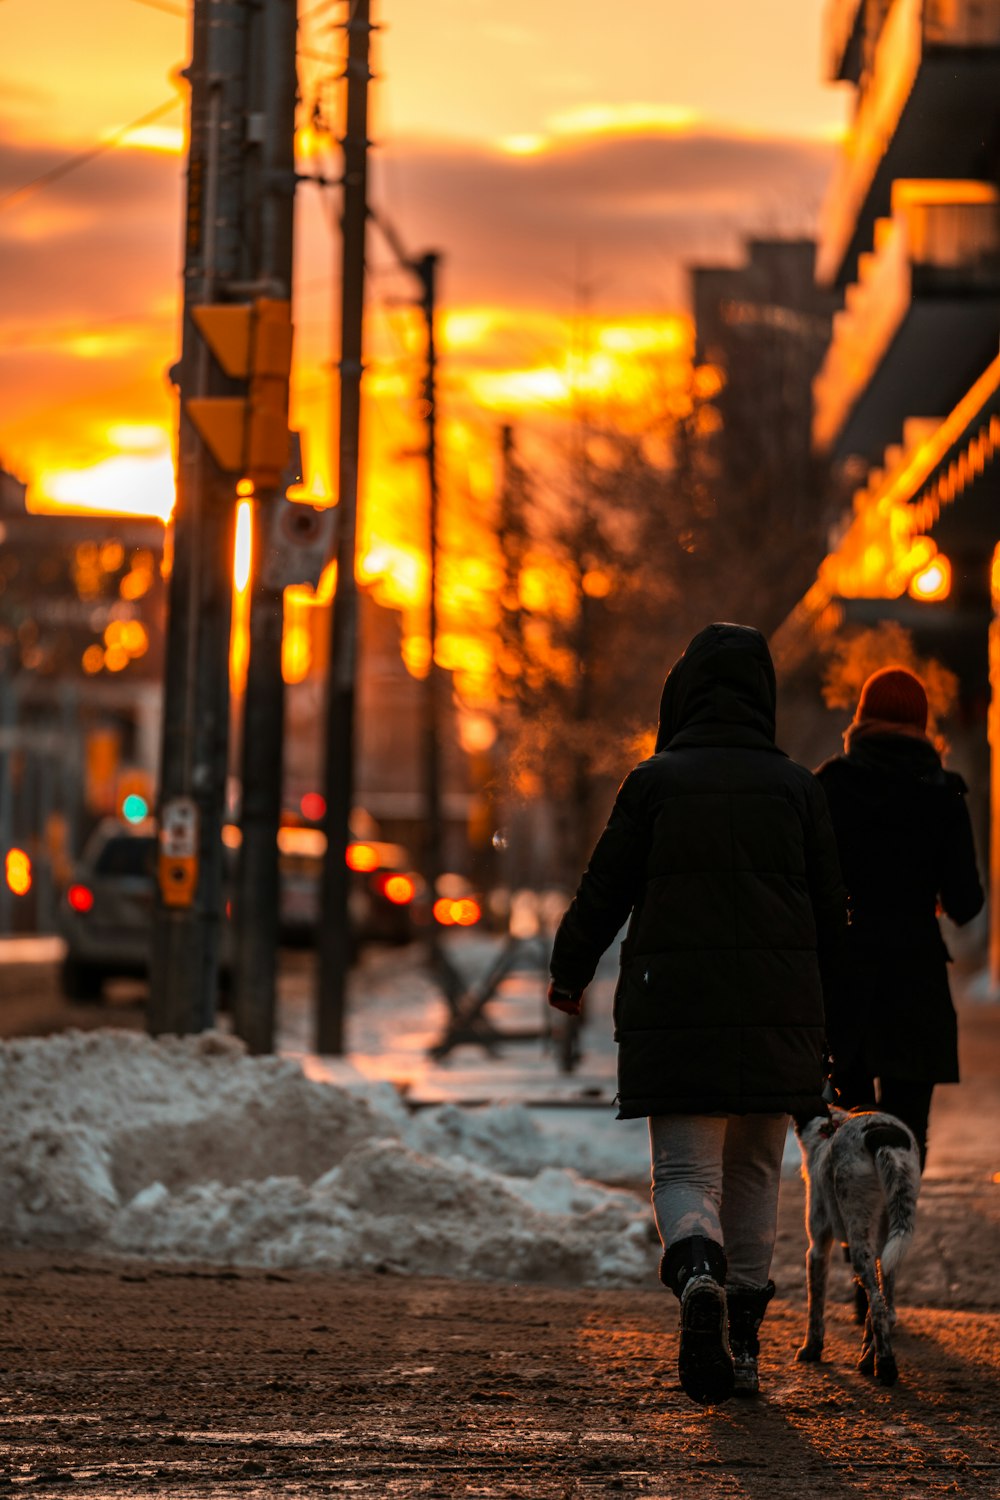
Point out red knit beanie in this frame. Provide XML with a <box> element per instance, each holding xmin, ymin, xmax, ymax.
<box><xmin>855</xmin><ymin>666</ymin><xmax>928</xmax><ymax>730</ymax></box>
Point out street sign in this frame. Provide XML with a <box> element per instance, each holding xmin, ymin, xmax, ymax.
<box><xmin>158</xmin><ymin>795</ymin><xmax>199</xmax><ymax>908</ymax></box>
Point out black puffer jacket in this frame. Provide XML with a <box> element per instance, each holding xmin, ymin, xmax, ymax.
<box><xmin>815</xmin><ymin>731</ymin><xmax>984</xmax><ymax>1084</ymax></box>
<box><xmin>550</xmin><ymin>623</ymin><xmax>847</xmax><ymax>1118</ymax></box>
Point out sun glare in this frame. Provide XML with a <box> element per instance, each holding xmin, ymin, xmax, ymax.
<box><xmin>547</xmin><ymin>102</ymin><xmax>700</xmax><ymax>139</ymax></box>
<box><xmin>497</xmin><ymin>133</ymin><xmax>547</xmax><ymax>156</ymax></box>
<box><xmin>34</xmin><ymin>452</ymin><xmax>174</xmax><ymax>522</ymax></box>
<box><xmin>123</xmin><ymin>125</ymin><xmax>184</xmax><ymax>154</ymax></box>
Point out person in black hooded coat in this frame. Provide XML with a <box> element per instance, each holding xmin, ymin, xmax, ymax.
<box><xmin>815</xmin><ymin>665</ymin><xmax>984</xmax><ymax>1168</ymax></box>
<box><xmin>548</xmin><ymin>623</ymin><xmax>846</xmax><ymax>1405</ymax></box>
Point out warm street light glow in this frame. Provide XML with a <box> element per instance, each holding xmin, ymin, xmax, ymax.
<box><xmin>230</xmin><ymin>500</ymin><xmax>254</xmax><ymax>693</ymax></box>
<box><xmin>5</xmin><ymin>848</ymin><xmax>32</xmax><ymax>897</ymax></box>
<box><xmin>909</xmin><ymin>555</ymin><xmax>952</xmax><ymax>602</ymax></box>
<box><xmin>581</xmin><ymin>569</ymin><xmax>612</xmax><ymax>599</ymax></box>
<box><xmin>346</xmin><ymin>842</ymin><xmax>380</xmax><ymax>873</ymax></box>
<box><xmin>234</xmin><ymin>501</ymin><xmax>253</xmax><ymax>593</ymax></box>
<box><xmin>282</xmin><ymin>624</ymin><xmax>312</xmax><ymax>684</ymax></box>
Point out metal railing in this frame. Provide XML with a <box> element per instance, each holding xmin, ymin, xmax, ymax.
<box><xmin>817</xmin><ymin>0</ymin><xmax>924</xmax><ymax>285</ymax></box>
<box><xmin>813</xmin><ymin>193</ymin><xmax>1000</xmax><ymax>452</ymax></box>
<box><xmin>817</xmin><ymin>0</ymin><xmax>1000</xmax><ymax>286</ymax></box>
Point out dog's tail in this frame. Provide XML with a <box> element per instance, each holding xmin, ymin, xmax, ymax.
<box><xmin>867</xmin><ymin>1126</ymin><xmax>920</xmax><ymax>1274</ymax></box>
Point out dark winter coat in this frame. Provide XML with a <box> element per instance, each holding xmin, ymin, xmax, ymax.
<box><xmin>549</xmin><ymin>623</ymin><xmax>847</xmax><ymax>1119</ymax></box>
<box><xmin>815</xmin><ymin>730</ymin><xmax>984</xmax><ymax>1085</ymax></box>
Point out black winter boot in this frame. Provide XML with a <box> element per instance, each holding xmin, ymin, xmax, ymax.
<box><xmin>726</xmin><ymin>1281</ymin><xmax>775</xmax><ymax>1396</ymax></box>
<box><xmin>660</xmin><ymin>1235</ymin><xmax>734</xmax><ymax>1406</ymax></box>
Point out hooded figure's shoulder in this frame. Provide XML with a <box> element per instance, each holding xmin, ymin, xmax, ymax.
<box><xmin>779</xmin><ymin>755</ymin><xmax>834</xmax><ymax>807</ymax></box>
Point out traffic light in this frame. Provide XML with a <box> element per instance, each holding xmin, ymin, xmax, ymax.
<box><xmin>186</xmin><ymin>298</ymin><xmax>293</xmax><ymax>490</ymax></box>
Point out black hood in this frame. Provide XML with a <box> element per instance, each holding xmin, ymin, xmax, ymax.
<box><xmin>655</xmin><ymin>622</ymin><xmax>778</xmax><ymax>753</ymax></box>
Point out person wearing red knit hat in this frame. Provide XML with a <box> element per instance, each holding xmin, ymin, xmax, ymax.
<box><xmin>854</xmin><ymin>666</ymin><xmax>929</xmax><ymax>731</ymax></box>
<box><xmin>814</xmin><ymin>663</ymin><xmax>983</xmax><ymax>1170</ymax></box>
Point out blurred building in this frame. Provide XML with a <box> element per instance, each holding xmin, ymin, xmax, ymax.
<box><xmin>690</xmin><ymin>239</ymin><xmax>842</xmax><ymax>633</ymax></box>
<box><xmin>0</xmin><ymin>468</ymin><xmax>165</xmax><ymax>930</ymax></box>
<box><xmin>693</xmin><ymin>239</ymin><xmax>839</xmax><ymax>531</ymax></box>
<box><xmin>772</xmin><ymin>0</ymin><xmax>1000</xmax><ymax>973</ymax></box>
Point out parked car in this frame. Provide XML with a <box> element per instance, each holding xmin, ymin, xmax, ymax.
<box><xmin>57</xmin><ymin>818</ymin><xmax>164</xmax><ymax>1001</ymax></box>
<box><xmin>55</xmin><ymin>817</ymin><xmax>428</xmax><ymax>1001</ymax></box>
<box><xmin>276</xmin><ymin>824</ymin><xmax>425</xmax><ymax>949</ymax></box>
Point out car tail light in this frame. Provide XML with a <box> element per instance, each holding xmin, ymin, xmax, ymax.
<box><xmin>433</xmin><ymin>896</ymin><xmax>481</xmax><ymax>927</ymax></box>
<box><xmin>67</xmin><ymin>883</ymin><xmax>95</xmax><ymax>914</ymax></box>
<box><xmin>381</xmin><ymin>873</ymin><xmax>416</xmax><ymax>906</ymax></box>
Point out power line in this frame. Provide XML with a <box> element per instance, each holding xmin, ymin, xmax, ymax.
<box><xmin>0</xmin><ymin>95</ymin><xmax>182</xmax><ymax>215</ymax></box>
<box><xmin>125</xmin><ymin>0</ymin><xmax>186</xmax><ymax>15</ymax></box>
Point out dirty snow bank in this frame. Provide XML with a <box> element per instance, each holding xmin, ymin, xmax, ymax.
<box><xmin>0</xmin><ymin>1030</ymin><xmax>654</xmax><ymax>1287</ymax></box>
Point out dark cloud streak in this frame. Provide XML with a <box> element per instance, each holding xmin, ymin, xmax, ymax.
<box><xmin>371</xmin><ymin>129</ymin><xmax>834</xmax><ymax>308</ymax></box>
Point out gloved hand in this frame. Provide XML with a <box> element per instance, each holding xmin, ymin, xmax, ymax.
<box><xmin>547</xmin><ymin>981</ymin><xmax>583</xmax><ymax>1017</ymax></box>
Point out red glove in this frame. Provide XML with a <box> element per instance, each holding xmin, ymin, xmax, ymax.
<box><xmin>547</xmin><ymin>982</ymin><xmax>583</xmax><ymax>1017</ymax></box>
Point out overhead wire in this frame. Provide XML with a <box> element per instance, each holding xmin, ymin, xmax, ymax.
<box><xmin>0</xmin><ymin>95</ymin><xmax>182</xmax><ymax>214</ymax></box>
<box><xmin>124</xmin><ymin>0</ymin><xmax>186</xmax><ymax>16</ymax></box>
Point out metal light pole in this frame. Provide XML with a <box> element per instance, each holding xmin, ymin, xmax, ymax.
<box><xmin>231</xmin><ymin>0</ymin><xmax>298</xmax><ymax>1055</ymax></box>
<box><xmin>315</xmin><ymin>0</ymin><xmax>372</xmax><ymax>1054</ymax></box>
<box><xmin>367</xmin><ymin>211</ymin><xmax>454</xmax><ymax>991</ymax></box>
<box><xmin>415</xmin><ymin>252</ymin><xmax>444</xmax><ymax>919</ymax></box>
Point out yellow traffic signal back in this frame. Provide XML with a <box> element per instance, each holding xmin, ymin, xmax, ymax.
<box><xmin>191</xmin><ymin>304</ymin><xmax>252</xmax><ymax>377</ymax></box>
<box><xmin>185</xmin><ymin>299</ymin><xmax>293</xmax><ymax>489</ymax></box>
<box><xmin>247</xmin><ymin>299</ymin><xmax>293</xmax><ymax>490</ymax></box>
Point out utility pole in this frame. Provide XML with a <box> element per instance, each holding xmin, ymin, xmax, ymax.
<box><xmin>316</xmin><ymin>0</ymin><xmax>372</xmax><ymax>1054</ymax></box>
<box><xmin>415</xmin><ymin>253</ymin><xmax>444</xmax><ymax>920</ymax></box>
<box><xmin>231</xmin><ymin>0</ymin><xmax>298</xmax><ymax>1055</ymax></box>
<box><xmin>367</xmin><ymin>211</ymin><xmax>452</xmax><ymax>985</ymax></box>
<box><xmin>149</xmin><ymin>0</ymin><xmax>252</xmax><ymax>1035</ymax></box>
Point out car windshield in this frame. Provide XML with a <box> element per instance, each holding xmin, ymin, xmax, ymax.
<box><xmin>94</xmin><ymin>837</ymin><xmax>157</xmax><ymax>879</ymax></box>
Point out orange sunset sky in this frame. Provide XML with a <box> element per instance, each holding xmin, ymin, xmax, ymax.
<box><xmin>0</xmin><ymin>0</ymin><xmax>846</xmax><ymax>594</ymax></box>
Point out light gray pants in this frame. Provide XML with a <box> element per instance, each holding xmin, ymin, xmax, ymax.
<box><xmin>649</xmin><ymin>1113</ymin><xmax>789</xmax><ymax>1287</ymax></box>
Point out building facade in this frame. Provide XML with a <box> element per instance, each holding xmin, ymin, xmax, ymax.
<box><xmin>773</xmin><ymin>0</ymin><xmax>1000</xmax><ymax>975</ymax></box>
<box><xmin>0</xmin><ymin>468</ymin><xmax>166</xmax><ymax>931</ymax></box>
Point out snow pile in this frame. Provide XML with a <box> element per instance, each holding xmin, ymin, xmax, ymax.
<box><xmin>0</xmin><ymin>1029</ymin><xmax>655</xmax><ymax>1287</ymax></box>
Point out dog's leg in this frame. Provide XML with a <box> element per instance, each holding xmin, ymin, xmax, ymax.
<box><xmin>796</xmin><ymin>1228</ymin><xmax>832</xmax><ymax>1363</ymax></box>
<box><xmin>849</xmin><ymin>1242</ymin><xmax>896</xmax><ymax>1386</ymax></box>
<box><xmin>880</xmin><ymin>1260</ymin><xmax>897</xmax><ymax>1329</ymax></box>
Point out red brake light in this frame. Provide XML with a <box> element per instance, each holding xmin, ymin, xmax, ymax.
<box><xmin>67</xmin><ymin>883</ymin><xmax>95</xmax><ymax>914</ymax></box>
<box><xmin>300</xmin><ymin>791</ymin><xmax>326</xmax><ymax>822</ymax></box>
<box><xmin>381</xmin><ymin>873</ymin><xmax>416</xmax><ymax>906</ymax></box>
<box><xmin>453</xmin><ymin>897</ymin><xmax>481</xmax><ymax>927</ymax></box>
<box><xmin>433</xmin><ymin>895</ymin><xmax>481</xmax><ymax>927</ymax></box>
